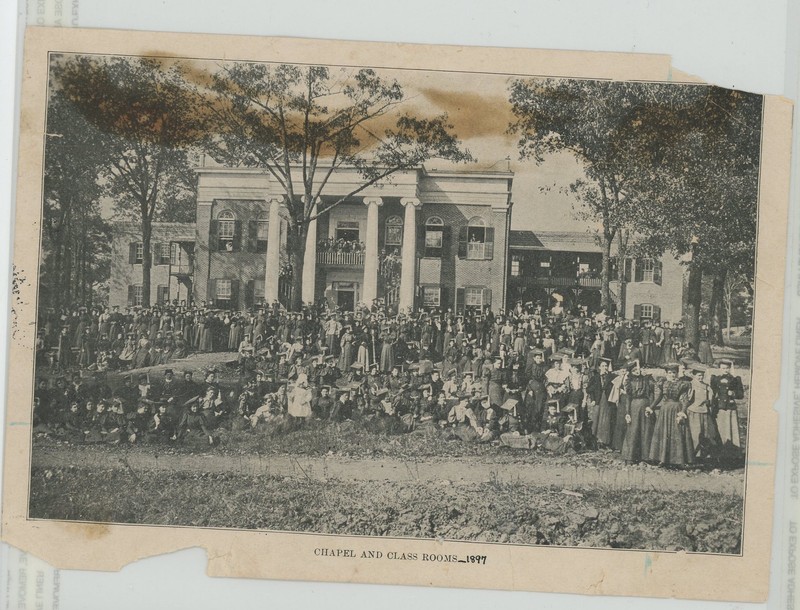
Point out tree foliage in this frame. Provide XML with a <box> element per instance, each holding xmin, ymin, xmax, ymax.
<box><xmin>50</xmin><ymin>54</ymin><xmax>200</xmax><ymax>307</ymax></box>
<box><xmin>509</xmin><ymin>79</ymin><xmax>761</xmax><ymax>344</ymax></box>
<box><xmin>41</xmin><ymin>89</ymin><xmax>111</xmax><ymax>309</ymax></box>
<box><xmin>196</xmin><ymin>62</ymin><xmax>473</xmax><ymax>309</ymax></box>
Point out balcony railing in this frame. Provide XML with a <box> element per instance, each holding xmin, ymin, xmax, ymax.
<box><xmin>510</xmin><ymin>275</ymin><xmax>603</xmax><ymax>289</ymax></box>
<box><xmin>170</xmin><ymin>262</ymin><xmax>194</xmax><ymax>276</ymax></box>
<box><xmin>317</xmin><ymin>250</ymin><xmax>365</xmax><ymax>266</ymax></box>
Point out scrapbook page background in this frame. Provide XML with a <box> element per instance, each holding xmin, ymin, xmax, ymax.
<box><xmin>0</xmin><ymin>1</ymin><xmax>796</xmax><ymax>608</ymax></box>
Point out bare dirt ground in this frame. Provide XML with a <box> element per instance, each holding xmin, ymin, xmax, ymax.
<box><xmin>31</xmin><ymin>443</ymin><xmax>744</xmax><ymax>495</ymax></box>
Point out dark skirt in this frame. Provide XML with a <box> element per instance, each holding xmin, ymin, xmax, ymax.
<box><xmin>648</xmin><ymin>400</ymin><xmax>694</xmax><ymax>466</ymax></box>
<box><xmin>612</xmin><ymin>398</ymin><xmax>627</xmax><ymax>452</ymax></box>
<box><xmin>621</xmin><ymin>397</ymin><xmax>649</xmax><ymax>462</ymax></box>
<box><xmin>594</xmin><ymin>396</ymin><xmax>615</xmax><ymax>447</ymax></box>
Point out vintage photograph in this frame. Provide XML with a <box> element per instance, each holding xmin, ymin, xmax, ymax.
<box><xmin>23</xmin><ymin>46</ymin><xmax>763</xmax><ymax>557</ymax></box>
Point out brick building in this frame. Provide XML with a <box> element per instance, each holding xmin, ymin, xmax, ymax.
<box><xmin>507</xmin><ymin>230</ymin><xmax>686</xmax><ymax>323</ymax></box>
<box><xmin>109</xmin><ymin>222</ymin><xmax>196</xmax><ymax>308</ymax></box>
<box><xmin>109</xmin><ymin>164</ymin><xmax>514</xmax><ymax>313</ymax></box>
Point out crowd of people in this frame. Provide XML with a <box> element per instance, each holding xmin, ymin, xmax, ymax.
<box><xmin>32</xmin><ymin>299</ymin><xmax>744</xmax><ymax>467</ymax></box>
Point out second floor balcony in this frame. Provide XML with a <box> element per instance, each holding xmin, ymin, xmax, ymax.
<box><xmin>510</xmin><ymin>274</ymin><xmax>603</xmax><ymax>289</ymax></box>
<box><xmin>170</xmin><ymin>261</ymin><xmax>194</xmax><ymax>276</ymax></box>
<box><xmin>317</xmin><ymin>250</ymin><xmax>365</xmax><ymax>267</ymax></box>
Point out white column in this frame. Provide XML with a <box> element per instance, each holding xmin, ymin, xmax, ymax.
<box><xmin>399</xmin><ymin>197</ymin><xmax>421</xmax><ymax>313</ymax></box>
<box><xmin>362</xmin><ymin>197</ymin><xmax>383</xmax><ymax>306</ymax></box>
<box><xmin>264</xmin><ymin>196</ymin><xmax>283</xmax><ymax>303</ymax></box>
<box><xmin>302</xmin><ymin>197</ymin><xmax>318</xmax><ymax>305</ymax></box>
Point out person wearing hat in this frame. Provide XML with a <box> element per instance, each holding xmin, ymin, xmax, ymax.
<box><xmin>620</xmin><ymin>360</ymin><xmax>655</xmax><ymax>464</ymax></box>
<box><xmin>524</xmin><ymin>348</ymin><xmax>548</xmax><ymax>433</ymax></box>
<box><xmin>617</xmin><ymin>336</ymin><xmax>642</xmax><ymax>368</ymax></box>
<box><xmin>586</xmin><ymin>358</ymin><xmax>615</xmax><ymax>447</ymax></box>
<box><xmin>312</xmin><ymin>385</ymin><xmax>334</xmax><ymax>420</ymax></box>
<box><xmin>710</xmin><ymin>359</ymin><xmax>744</xmax><ymax>448</ymax></box>
<box><xmin>647</xmin><ymin>362</ymin><xmax>695</xmax><ymax>466</ymax></box>
<box><xmin>446</xmin><ymin>394</ymin><xmax>481</xmax><ymax>442</ymax></box>
<box><xmin>544</xmin><ymin>354</ymin><xmax>569</xmax><ymax>412</ymax></box>
<box><xmin>175</xmin><ymin>396</ymin><xmax>214</xmax><ymax>445</ymax></box>
<box><xmin>685</xmin><ymin>363</ymin><xmax>719</xmax><ymax>458</ymax></box>
<box><xmin>287</xmin><ymin>373</ymin><xmax>313</xmax><ymax>426</ymax></box>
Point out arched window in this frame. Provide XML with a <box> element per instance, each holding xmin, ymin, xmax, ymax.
<box><xmin>216</xmin><ymin>210</ymin><xmax>238</xmax><ymax>252</ymax></box>
<box><xmin>385</xmin><ymin>215</ymin><xmax>403</xmax><ymax>246</ymax></box>
<box><xmin>423</xmin><ymin>216</ymin><xmax>445</xmax><ymax>258</ymax></box>
<box><xmin>466</xmin><ymin>216</ymin><xmax>486</xmax><ymax>259</ymax></box>
<box><xmin>457</xmin><ymin>216</ymin><xmax>494</xmax><ymax>261</ymax></box>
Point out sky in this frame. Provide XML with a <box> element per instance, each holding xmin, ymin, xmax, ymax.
<box><xmin>92</xmin><ymin>56</ymin><xmax>593</xmax><ymax>232</ymax></box>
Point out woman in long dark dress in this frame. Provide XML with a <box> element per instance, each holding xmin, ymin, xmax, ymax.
<box><xmin>648</xmin><ymin>363</ymin><xmax>695</xmax><ymax>467</ymax></box>
<box><xmin>589</xmin><ymin>359</ymin><xmax>615</xmax><ymax>448</ymax></box>
<box><xmin>620</xmin><ymin>361</ymin><xmax>655</xmax><ymax>463</ymax></box>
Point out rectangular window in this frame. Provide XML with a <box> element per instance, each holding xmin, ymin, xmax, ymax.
<box><xmin>336</xmin><ymin>220</ymin><xmax>360</xmax><ymax>242</ymax></box>
<box><xmin>134</xmin><ymin>243</ymin><xmax>143</xmax><ymax>264</ymax></box>
<box><xmin>156</xmin><ymin>243</ymin><xmax>171</xmax><ymax>266</ymax></box>
<box><xmin>131</xmin><ymin>285</ymin><xmax>143</xmax><ymax>307</ymax></box>
<box><xmin>157</xmin><ymin>285</ymin><xmax>169</xmax><ymax>304</ymax></box>
<box><xmin>578</xmin><ymin>262</ymin><xmax>590</xmax><ymax>275</ymax></box>
<box><xmin>640</xmin><ymin>303</ymin><xmax>654</xmax><ymax>319</ymax></box>
<box><xmin>422</xmin><ymin>286</ymin><xmax>441</xmax><ymax>308</ymax></box>
<box><xmin>216</xmin><ymin>279</ymin><xmax>232</xmax><ymax>301</ymax></box>
<box><xmin>170</xmin><ymin>242</ymin><xmax>179</xmax><ymax>265</ymax></box>
<box><xmin>386</xmin><ymin>224</ymin><xmax>403</xmax><ymax>246</ymax></box>
<box><xmin>254</xmin><ymin>279</ymin><xmax>265</xmax><ymax>300</ymax></box>
<box><xmin>465</xmin><ymin>287</ymin><xmax>484</xmax><ymax>307</ymax></box>
<box><xmin>255</xmin><ymin>220</ymin><xmax>269</xmax><ymax>253</ymax></box>
<box><xmin>641</xmin><ymin>258</ymin><xmax>655</xmax><ymax>282</ymax></box>
<box><xmin>511</xmin><ymin>258</ymin><xmax>521</xmax><ymax>277</ymax></box>
<box><xmin>219</xmin><ymin>220</ymin><xmax>235</xmax><ymax>239</ymax></box>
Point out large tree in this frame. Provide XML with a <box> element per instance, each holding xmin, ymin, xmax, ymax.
<box><xmin>42</xmin><ymin>89</ymin><xmax>111</xmax><ymax>310</ymax></box>
<box><xmin>621</xmin><ymin>86</ymin><xmax>761</xmax><ymax>346</ymax></box>
<box><xmin>52</xmin><ymin>55</ymin><xmax>200</xmax><ymax>307</ymax></box>
<box><xmin>196</xmin><ymin>63</ymin><xmax>472</xmax><ymax>310</ymax></box>
<box><xmin>508</xmin><ymin>80</ymin><xmax>760</xmax><ymax>346</ymax></box>
<box><xmin>508</xmin><ymin>79</ymin><xmax>653</xmax><ymax>311</ymax></box>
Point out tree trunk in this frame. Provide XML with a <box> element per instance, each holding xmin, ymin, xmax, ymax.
<box><xmin>290</xmin><ymin>249</ymin><xmax>305</xmax><ymax>312</ymax></box>
<box><xmin>685</xmin><ymin>262</ymin><xmax>703</xmax><ymax>349</ymax></box>
<box><xmin>141</xmin><ymin>220</ymin><xmax>152</xmax><ymax>308</ymax></box>
<box><xmin>600</xmin><ymin>234</ymin><xmax>613</xmax><ymax>312</ymax></box>
<box><xmin>710</xmin><ymin>269</ymin><xmax>726</xmax><ymax>345</ymax></box>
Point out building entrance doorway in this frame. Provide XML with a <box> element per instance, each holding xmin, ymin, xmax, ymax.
<box><xmin>336</xmin><ymin>283</ymin><xmax>356</xmax><ymax>311</ymax></box>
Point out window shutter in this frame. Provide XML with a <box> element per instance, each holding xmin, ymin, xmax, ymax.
<box><xmin>455</xmin><ymin>288</ymin><xmax>465</xmax><ymax>314</ymax></box>
<box><xmin>654</xmin><ymin>260</ymin><xmax>663</xmax><ymax>285</ymax></box>
<box><xmin>128</xmin><ymin>242</ymin><xmax>137</xmax><ymax>264</ymax></box>
<box><xmin>482</xmin><ymin>288</ymin><xmax>492</xmax><ymax>310</ymax></box>
<box><xmin>441</xmin><ymin>226</ymin><xmax>451</xmax><ymax>257</ymax></box>
<box><xmin>484</xmin><ymin>227</ymin><xmax>495</xmax><ymax>260</ymax></box>
<box><xmin>209</xmin><ymin>220</ymin><xmax>218</xmax><ymax>252</ymax></box>
<box><xmin>653</xmin><ymin>305</ymin><xmax>661</xmax><ymax>323</ymax></box>
<box><xmin>440</xmin><ymin>286</ymin><xmax>449</xmax><ymax>309</ymax></box>
<box><xmin>208</xmin><ymin>279</ymin><xmax>217</xmax><ymax>305</ymax></box>
<box><xmin>229</xmin><ymin>280</ymin><xmax>240</xmax><ymax>310</ymax></box>
<box><xmin>152</xmin><ymin>242</ymin><xmax>161</xmax><ymax>266</ymax></box>
<box><xmin>248</xmin><ymin>220</ymin><xmax>258</xmax><ymax>252</ymax></box>
<box><xmin>127</xmin><ymin>285</ymin><xmax>135</xmax><ymax>306</ymax></box>
<box><xmin>245</xmin><ymin>280</ymin><xmax>255</xmax><ymax>309</ymax></box>
<box><xmin>457</xmin><ymin>227</ymin><xmax>468</xmax><ymax>259</ymax></box>
<box><xmin>232</xmin><ymin>221</ymin><xmax>242</xmax><ymax>252</ymax></box>
<box><xmin>633</xmin><ymin>304</ymin><xmax>642</xmax><ymax>321</ymax></box>
<box><xmin>634</xmin><ymin>258</ymin><xmax>644</xmax><ymax>282</ymax></box>
<box><xmin>416</xmin><ymin>224</ymin><xmax>426</xmax><ymax>257</ymax></box>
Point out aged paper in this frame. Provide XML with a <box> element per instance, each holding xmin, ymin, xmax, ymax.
<box><xmin>1</xmin><ymin>26</ymin><xmax>792</xmax><ymax>602</ymax></box>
